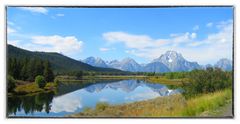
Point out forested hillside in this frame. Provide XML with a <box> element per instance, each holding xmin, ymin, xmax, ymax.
<box><xmin>7</xmin><ymin>45</ymin><xmax>123</xmax><ymax>74</ymax></box>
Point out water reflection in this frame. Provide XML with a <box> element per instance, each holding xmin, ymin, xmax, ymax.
<box><xmin>84</xmin><ymin>80</ymin><xmax>180</xmax><ymax>96</ymax></box>
<box><xmin>8</xmin><ymin>91</ymin><xmax>54</xmax><ymax>116</ymax></box>
<box><xmin>51</xmin><ymin>94</ymin><xmax>82</xmax><ymax>113</ymax></box>
<box><xmin>8</xmin><ymin>79</ymin><xmax>182</xmax><ymax>117</ymax></box>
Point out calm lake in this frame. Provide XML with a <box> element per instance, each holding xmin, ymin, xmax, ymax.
<box><xmin>8</xmin><ymin>79</ymin><xmax>182</xmax><ymax>117</ymax></box>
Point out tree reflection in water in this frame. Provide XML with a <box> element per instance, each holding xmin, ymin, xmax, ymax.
<box><xmin>8</xmin><ymin>91</ymin><xmax>54</xmax><ymax>115</ymax></box>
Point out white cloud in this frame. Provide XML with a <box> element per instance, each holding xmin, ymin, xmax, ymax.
<box><xmin>103</xmin><ymin>20</ymin><xmax>233</xmax><ymax>64</ymax></box>
<box><xmin>51</xmin><ymin>95</ymin><xmax>82</xmax><ymax>113</ymax></box>
<box><xmin>191</xmin><ymin>33</ymin><xmax>197</xmax><ymax>39</ymax></box>
<box><xmin>19</xmin><ymin>7</ymin><xmax>48</xmax><ymax>14</ymax></box>
<box><xmin>30</xmin><ymin>35</ymin><xmax>83</xmax><ymax>54</ymax></box>
<box><xmin>11</xmin><ymin>35</ymin><xmax>83</xmax><ymax>56</ymax></box>
<box><xmin>56</xmin><ymin>13</ymin><xmax>64</xmax><ymax>17</ymax></box>
<box><xmin>104</xmin><ymin>31</ymin><xmax>195</xmax><ymax>49</ymax></box>
<box><xmin>193</xmin><ymin>25</ymin><xmax>199</xmax><ymax>31</ymax></box>
<box><xmin>198</xmin><ymin>19</ymin><xmax>233</xmax><ymax>45</ymax></box>
<box><xmin>170</xmin><ymin>32</ymin><xmax>197</xmax><ymax>45</ymax></box>
<box><xmin>7</xmin><ymin>27</ymin><xmax>16</xmax><ymax>34</ymax></box>
<box><xmin>103</xmin><ymin>32</ymin><xmax>167</xmax><ymax>49</ymax></box>
<box><xmin>206</xmin><ymin>22</ymin><xmax>213</xmax><ymax>27</ymax></box>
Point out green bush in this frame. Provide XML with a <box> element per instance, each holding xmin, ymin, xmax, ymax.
<box><xmin>7</xmin><ymin>75</ymin><xmax>16</xmax><ymax>92</ymax></box>
<box><xmin>54</xmin><ymin>78</ymin><xmax>60</xmax><ymax>85</ymax></box>
<box><xmin>183</xmin><ymin>67</ymin><xmax>232</xmax><ymax>98</ymax></box>
<box><xmin>35</xmin><ymin>75</ymin><xmax>46</xmax><ymax>88</ymax></box>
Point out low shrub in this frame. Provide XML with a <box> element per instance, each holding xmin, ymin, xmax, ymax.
<box><xmin>35</xmin><ymin>75</ymin><xmax>46</xmax><ymax>88</ymax></box>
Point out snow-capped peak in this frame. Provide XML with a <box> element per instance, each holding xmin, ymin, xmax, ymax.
<box><xmin>82</xmin><ymin>57</ymin><xmax>108</xmax><ymax>68</ymax></box>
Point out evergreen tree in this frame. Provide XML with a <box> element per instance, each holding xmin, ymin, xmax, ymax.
<box><xmin>11</xmin><ymin>58</ymin><xmax>21</xmax><ymax>79</ymax></box>
<box><xmin>8</xmin><ymin>58</ymin><xmax>13</xmax><ymax>76</ymax></box>
<box><xmin>35</xmin><ymin>59</ymin><xmax>44</xmax><ymax>76</ymax></box>
<box><xmin>20</xmin><ymin>58</ymin><xmax>29</xmax><ymax>80</ymax></box>
<box><xmin>27</xmin><ymin>59</ymin><xmax>36</xmax><ymax>81</ymax></box>
<box><xmin>43</xmin><ymin>61</ymin><xmax>54</xmax><ymax>82</ymax></box>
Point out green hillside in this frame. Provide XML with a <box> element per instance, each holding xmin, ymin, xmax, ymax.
<box><xmin>7</xmin><ymin>44</ymin><xmax>123</xmax><ymax>73</ymax></box>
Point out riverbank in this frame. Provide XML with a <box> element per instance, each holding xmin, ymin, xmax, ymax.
<box><xmin>68</xmin><ymin>88</ymin><xmax>232</xmax><ymax>117</ymax></box>
<box><xmin>9</xmin><ymin>75</ymin><xmax>181</xmax><ymax>96</ymax></box>
<box><xmin>58</xmin><ymin>75</ymin><xmax>183</xmax><ymax>86</ymax></box>
<box><xmin>58</xmin><ymin>75</ymin><xmax>146</xmax><ymax>81</ymax></box>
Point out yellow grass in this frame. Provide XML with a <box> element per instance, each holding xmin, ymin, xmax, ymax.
<box><xmin>14</xmin><ymin>82</ymin><xmax>57</xmax><ymax>95</ymax></box>
<box><xmin>145</xmin><ymin>76</ymin><xmax>187</xmax><ymax>86</ymax></box>
<box><xmin>68</xmin><ymin>88</ymin><xmax>232</xmax><ymax>117</ymax></box>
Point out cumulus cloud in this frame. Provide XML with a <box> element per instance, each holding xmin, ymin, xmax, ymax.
<box><xmin>103</xmin><ymin>32</ymin><xmax>167</xmax><ymax>49</ymax></box>
<box><xmin>30</xmin><ymin>35</ymin><xmax>83</xmax><ymax>54</ymax></box>
<box><xmin>103</xmin><ymin>31</ymin><xmax>198</xmax><ymax>60</ymax></box>
<box><xmin>9</xmin><ymin>35</ymin><xmax>83</xmax><ymax>56</ymax></box>
<box><xmin>19</xmin><ymin>7</ymin><xmax>48</xmax><ymax>14</ymax></box>
<box><xmin>103</xmin><ymin>20</ymin><xmax>233</xmax><ymax>64</ymax></box>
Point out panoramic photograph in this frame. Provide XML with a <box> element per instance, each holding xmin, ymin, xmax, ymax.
<box><xmin>6</xmin><ymin>6</ymin><xmax>233</xmax><ymax>118</ymax></box>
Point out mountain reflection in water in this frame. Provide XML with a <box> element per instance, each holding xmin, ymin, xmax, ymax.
<box><xmin>8</xmin><ymin>79</ymin><xmax>182</xmax><ymax>117</ymax></box>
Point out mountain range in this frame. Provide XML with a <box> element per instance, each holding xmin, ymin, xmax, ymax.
<box><xmin>81</xmin><ymin>51</ymin><xmax>232</xmax><ymax>72</ymax></box>
<box><xmin>8</xmin><ymin>44</ymin><xmax>232</xmax><ymax>73</ymax></box>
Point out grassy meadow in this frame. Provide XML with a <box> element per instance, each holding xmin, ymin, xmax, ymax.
<box><xmin>69</xmin><ymin>88</ymin><xmax>232</xmax><ymax>117</ymax></box>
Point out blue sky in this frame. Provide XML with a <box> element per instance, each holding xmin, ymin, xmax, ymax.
<box><xmin>7</xmin><ymin>7</ymin><xmax>233</xmax><ymax>65</ymax></box>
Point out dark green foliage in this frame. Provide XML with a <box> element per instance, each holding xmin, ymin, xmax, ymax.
<box><xmin>75</xmin><ymin>71</ymin><xmax>83</xmax><ymax>79</ymax></box>
<box><xmin>44</xmin><ymin>61</ymin><xmax>54</xmax><ymax>82</ymax></box>
<box><xmin>164</xmin><ymin>72</ymin><xmax>188</xmax><ymax>79</ymax></box>
<box><xmin>8</xmin><ymin>58</ymin><xmax>21</xmax><ymax>79</ymax></box>
<box><xmin>8</xmin><ymin>56</ymin><xmax>54</xmax><ymax>82</ymax></box>
<box><xmin>7</xmin><ymin>75</ymin><xmax>16</xmax><ymax>92</ymax></box>
<box><xmin>146</xmin><ymin>72</ymin><xmax>155</xmax><ymax>76</ymax></box>
<box><xmin>183</xmin><ymin>67</ymin><xmax>232</xmax><ymax>98</ymax></box>
<box><xmin>35</xmin><ymin>75</ymin><xmax>46</xmax><ymax>88</ymax></box>
<box><xmin>20</xmin><ymin>58</ymin><xmax>29</xmax><ymax>80</ymax></box>
<box><xmin>26</xmin><ymin>59</ymin><xmax>37</xmax><ymax>81</ymax></box>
